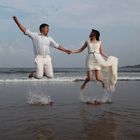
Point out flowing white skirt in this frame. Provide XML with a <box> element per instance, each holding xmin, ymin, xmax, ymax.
<box><xmin>94</xmin><ymin>53</ymin><xmax>118</xmax><ymax>91</ymax></box>
<box><xmin>86</xmin><ymin>53</ymin><xmax>118</xmax><ymax>91</ymax></box>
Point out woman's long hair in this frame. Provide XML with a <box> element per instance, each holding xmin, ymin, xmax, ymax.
<box><xmin>89</xmin><ymin>29</ymin><xmax>100</xmax><ymax>41</ymax></box>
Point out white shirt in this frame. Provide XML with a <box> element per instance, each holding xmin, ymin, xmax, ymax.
<box><xmin>25</xmin><ymin>29</ymin><xmax>59</xmax><ymax>56</ymax></box>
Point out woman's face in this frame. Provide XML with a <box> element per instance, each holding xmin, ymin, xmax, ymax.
<box><xmin>90</xmin><ymin>32</ymin><xmax>96</xmax><ymax>39</ymax></box>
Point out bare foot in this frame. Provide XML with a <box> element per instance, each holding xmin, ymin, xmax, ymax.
<box><xmin>101</xmin><ymin>80</ymin><xmax>107</xmax><ymax>89</ymax></box>
<box><xmin>80</xmin><ymin>84</ymin><xmax>85</xmax><ymax>90</ymax></box>
<box><xmin>102</xmin><ymin>82</ymin><xmax>105</xmax><ymax>89</ymax></box>
<box><xmin>28</xmin><ymin>71</ymin><xmax>34</xmax><ymax>78</ymax></box>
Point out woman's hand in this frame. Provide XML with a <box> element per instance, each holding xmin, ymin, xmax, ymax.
<box><xmin>65</xmin><ymin>50</ymin><xmax>72</xmax><ymax>54</ymax></box>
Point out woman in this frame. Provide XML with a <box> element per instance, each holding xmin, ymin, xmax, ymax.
<box><xmin>71</xmin><ymin>29</ymin><xmax>108</xmax><ymax>90</ymax></box>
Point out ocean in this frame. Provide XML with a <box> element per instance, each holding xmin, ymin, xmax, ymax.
<box><xmin>0</xmin><ymin>67</ymin><xmax>140</xmax><ymax>82</ymax></box>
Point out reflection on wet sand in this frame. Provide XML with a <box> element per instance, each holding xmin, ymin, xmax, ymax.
<box><xmin>81</xmin><ymin>108</ymin><xmax>119</xmax><ymax>140</ymax></box>
<box><xmin>35</xmin><ymin>127</ymin><xmax>46</xmax><ymax>140</ymax></box>
<box><xmin>33</xmin><ymin>123</ymin><xmax>55</xmax><ymax>140</ymax></box>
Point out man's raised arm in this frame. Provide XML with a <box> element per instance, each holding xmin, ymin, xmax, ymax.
<box><xmin>13</xmin><ymin>16</ymin><xmax>26</xmax><ymax>33</ymax></box>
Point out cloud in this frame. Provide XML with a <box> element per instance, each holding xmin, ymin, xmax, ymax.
<box><xmin>64</xmin><ymin>0</ymin><xmax>140</xmax><ymax>28</ymax></box>
<box><xmin>0</xmin><ymin>0</ymin><xmax>140</xmax><ymax>67</ymax></box>
<box><xmin>1</xmin><ymin>0</ymin><xmax>140</xmax><ymax>28</ymax></box>
<box><xmin>0</xmin><ymin>43</ymin><xmax>34</xmax><ymax>67</ymax></box>
<box><xmin>0</xmin><ymin>43</ymin><xmax>28</xmax><ymax>55</ymax></box>
<box><xmin>0</xmin><ymin>4</ymin><xmax>30</xmax><ymax>20</ymax></box>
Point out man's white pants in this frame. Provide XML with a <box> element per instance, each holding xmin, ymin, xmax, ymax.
<box><xmin>34</xmin><ymin>55</ymin><xmax>53</xmax><ymax>79</ymax></box>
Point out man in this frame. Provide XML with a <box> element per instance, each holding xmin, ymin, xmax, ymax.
<box><xmin>13</xmin><ymin>16</ymin><xmax>70</xmax><ymax>79</ymax></box>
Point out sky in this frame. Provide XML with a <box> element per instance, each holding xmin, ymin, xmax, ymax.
<box><xmin>0</xmin><ymin>0</ymin><xmax>140</xmax><ymax>68</ymax></box>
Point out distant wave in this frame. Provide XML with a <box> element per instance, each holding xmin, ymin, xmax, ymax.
<box><xmin>0</xmin><ymin>68</ymin><xmax>86</xmax><ymax>74</ymax></box>
<box><xmin>0</xmin><ymin>68</ymin><xmax>34</xmax><ymax>74</ymax></box>
<box><xmin>1</xmin><ymin>67</ymin><xmax>140</xmax><ymax>74</ymax></box>
<box><xmin>0</xmin><ymin>68</ymin><xmax>140</xmax><ymax>82</ymax></box>
<box><xmin>119</xmin><ymin>66</ymin><xmax>140</xmax><ymax>72</ymax></box>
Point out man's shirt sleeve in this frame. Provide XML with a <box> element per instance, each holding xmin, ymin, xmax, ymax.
<box><xmin>49</xmin><ymin>37</ymin><xmax>59</xmax><ymax>49</ymax></box>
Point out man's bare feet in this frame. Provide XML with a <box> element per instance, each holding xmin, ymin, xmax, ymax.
<box><xmin>28</xmin><ymin>71</ymin><xmax>34</xmax><ymax>78</ymax></box>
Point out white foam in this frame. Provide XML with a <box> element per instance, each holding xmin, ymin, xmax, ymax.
<box><xmin>0</xmin><ymin>76</ymin><xmax>140</xmax><ymax>83</ymax></box>
<box><xmin>101</xmin><ymin>90</ymin><xmax>112</xmax><ymax>103</ymax></box>
<box><xmin>0</xmin><ymin>76</ymin><xmax>84</xmax><ymax>83</ymax></box>
<box><xmin>27</xmin><ymin>92</ymin><xmax>53</xmax><ymax>105</ymax></box>
<box><xmin>118</xmin><ymin>76</ymin><xmax>140</xmax><ymax>80</ymax></box>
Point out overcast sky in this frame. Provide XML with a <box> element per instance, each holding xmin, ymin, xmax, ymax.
<box><xmin>0</xmin><ymin>0</ymin><xmax>140</xmax><ymax>68</ymax></box>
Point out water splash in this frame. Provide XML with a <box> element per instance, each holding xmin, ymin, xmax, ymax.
<box><xmin>27</xmin><ymin>92</ymin><xmax>53</xmax><ymax>105</ymax></box>
<box><xmin>101</xmin><ymin>89</ymin><xmax>112</xmax><ymax>103</ymax></box>
<box><xmin>80</xmin><ymin>89</ymin><xmax>112</xmax><ymax>105</ymax></box>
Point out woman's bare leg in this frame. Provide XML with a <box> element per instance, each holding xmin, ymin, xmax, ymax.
<box><xmin>95</xmin><ymin>70</ymin><xmax>105</xmax><ymax>88</ymax></box>
<box><xmin>80</xmin><ymin>70</ymin><xmax>93</xmax><ymax>90</ymax></box>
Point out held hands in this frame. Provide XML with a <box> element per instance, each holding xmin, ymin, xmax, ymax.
<box><xmin>64</xmin><ymin>49</ymin><xmax>80</xmax><ymax>54</ymax></box>
<box><xmin>64</xmin><ymin>50</ymin><xmax>73</xmax><ymax>54</ymax></box>
<box><xmin>58</xmin><ymin>46</ymin><xmax>73</xmax><ymax>54</ymax></box>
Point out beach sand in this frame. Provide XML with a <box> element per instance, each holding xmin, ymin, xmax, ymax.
<box><xmin>0</xmin><ymin>81</ymin><xmax>140</xmax><ymax>140</ymax></box>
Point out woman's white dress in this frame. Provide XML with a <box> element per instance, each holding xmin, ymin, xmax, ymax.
<box><xmin>86</xmin><ymin>39</ymin><xmax>118</xmax><ymax>91</ymax></box>
<box><xmin>86</xmin><ymin>39</ymin><xmax>102</xmax><ymax>70</ymax></box>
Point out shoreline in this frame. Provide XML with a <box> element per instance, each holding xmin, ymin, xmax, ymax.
<box><xmin>0</xmin><ymin>77</ymin><xmax>140</xmax><ymax>83</ymax></box>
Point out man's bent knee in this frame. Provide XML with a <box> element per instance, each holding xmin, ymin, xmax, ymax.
<box><xmin>35</xmin><ymin>73</ymin><xmax>43</xmax><ymax>79</ymax></box>
<box><xmin>46</xmin><ymin>73</ymin><xmax>53</xmax><ymax>79</ymax></box>
<box><xmin>47</xmin><ymin>76</ymin><xmax>53</xmax><ymax>79</ymax></box>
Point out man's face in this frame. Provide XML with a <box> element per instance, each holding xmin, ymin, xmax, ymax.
<box><xmin>41</xmin><ymin>26</ymin><xmax>49</xmax><ymax>36</ymax></box>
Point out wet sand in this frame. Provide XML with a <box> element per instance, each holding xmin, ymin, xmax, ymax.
<box><xmin>0</xmin><ymin>81</ymin><xmax>140</xmax><ymax>140</ymax></box>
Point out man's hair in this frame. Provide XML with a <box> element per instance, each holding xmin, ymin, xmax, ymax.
<box><xmin>39</xmin><ymin>23</ymin><xmax>49</xmax><ymax>31</ymax></box>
